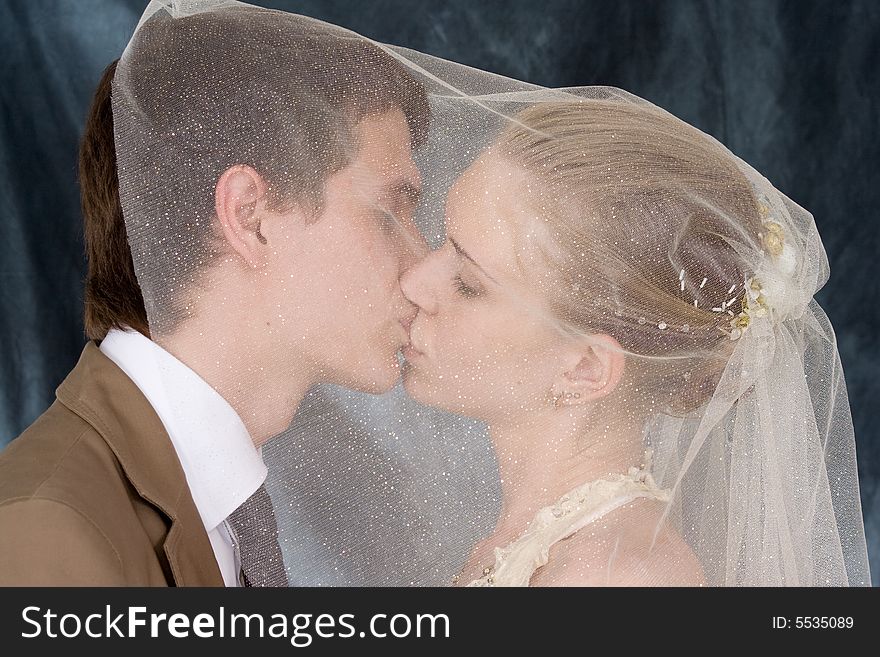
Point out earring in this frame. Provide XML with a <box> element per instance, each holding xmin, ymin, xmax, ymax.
<box><xmin>550</xmin><ymin>390</ymin><xmax>580</xmax><ymax>408</ymax></box>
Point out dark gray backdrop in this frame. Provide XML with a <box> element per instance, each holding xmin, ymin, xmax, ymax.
<box><xmin>1</xmin><ymin>0</ymin><xmax>877</xmax><ymax>584</ymax></box>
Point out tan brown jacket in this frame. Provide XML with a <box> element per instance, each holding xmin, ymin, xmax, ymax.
<box><xmin>0</xmin><ymin>341</ymin><xmax>224</xmax><ymax>586</ymax></box>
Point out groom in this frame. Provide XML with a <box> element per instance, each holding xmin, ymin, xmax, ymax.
<box><xmin>0</xmin><ymin>7</ymin><xmax>429</xmax><ymax>585</ymax></box>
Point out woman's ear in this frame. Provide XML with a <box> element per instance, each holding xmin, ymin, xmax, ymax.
<box><xmin>215</xmin><ymin>164</ymin><xmax>271</xmax><ymax>268</ymax></box>
<box><xmin>549</xmin><ymin>333</ymin><xmax>626</xmax><ymax>407</ymax></box>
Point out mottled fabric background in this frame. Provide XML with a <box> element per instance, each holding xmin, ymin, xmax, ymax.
<box><xmin>1</xmin><ymin>0</ymin><xmax>877</xmax><ymax>584</ymax></box>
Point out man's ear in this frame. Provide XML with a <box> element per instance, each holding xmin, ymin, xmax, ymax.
<box><xmin>215</xmin><ymin>164</ymin><xmax>271</xmax><ymax>268</ymax></box>
<box><xmin>549</xmin><ymin>333</ymin><xmax>626</xmax><ymax>406</ymax></box>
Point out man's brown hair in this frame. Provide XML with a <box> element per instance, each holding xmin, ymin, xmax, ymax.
<box><xmin>80</xmin><ymin>8</ymin><xmax>430</xmax><ymax>340</ymax></box>
<box><xmin>79</xmin><ymin>59</ymin><xmax>150</xmax><ymax>340</ymax></box>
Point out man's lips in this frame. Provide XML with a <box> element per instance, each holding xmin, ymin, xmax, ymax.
<box><xmin>400</xmin><ymin>315</ymin><xmax>415</xmax><ymax>334</ymax></box>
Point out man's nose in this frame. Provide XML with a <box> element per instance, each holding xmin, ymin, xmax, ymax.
<box><xmin>398</xmin><ymin>229</ymin><xmax>430</xmax><ymax>271</ymax></box>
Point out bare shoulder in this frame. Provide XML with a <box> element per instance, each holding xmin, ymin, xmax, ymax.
<box><xmin>608</xmin><ymin>530</ymin><xmax>708</xmax><ymax>587</ymax></box>
<box><xmin>531</xmin><ymin>500</ymin><xmax>709</xmax><ymax>587</ymax></box>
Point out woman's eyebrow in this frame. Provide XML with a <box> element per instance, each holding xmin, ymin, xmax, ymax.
<box><xmin>449</xmin><ymin>236</ymin><xmax>498</xmax><ymax>283</ymax></box>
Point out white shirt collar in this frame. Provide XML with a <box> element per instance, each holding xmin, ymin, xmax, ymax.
<box><xmin>99</xmin><ymin>327</ymin><xmax>267</xmax><ymax>532</ymax></box>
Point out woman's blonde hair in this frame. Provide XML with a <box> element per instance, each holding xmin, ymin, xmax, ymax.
<box><xmin>494</xmin><ymin>100</ymin><xmax>764</xmax><ymax>413</ymax></box>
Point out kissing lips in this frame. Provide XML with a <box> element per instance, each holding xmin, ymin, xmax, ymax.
<box><xmin>402</xmin><ymin>331</ymin><xmax>427</xmax><ymax>363</ymax></box>
<box><xmin>399</xmin><ymin>314</ymin><xmax>415</xmax><ymax>334</ymax></box>
<box><xmin>402</xmin><ymin>343</ymin><xmax>425</xmax><ymax>363</ymax></box>
<box><xmin>398</xmin><ymin>318</ymin><xmax>413</xmax><ymax>349</ymax></box>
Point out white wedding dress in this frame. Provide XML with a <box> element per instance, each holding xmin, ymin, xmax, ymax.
<box><xmin>466</xmin><ymin>457</ymin><xmax>672</xmax><ymax>587</ymax></box>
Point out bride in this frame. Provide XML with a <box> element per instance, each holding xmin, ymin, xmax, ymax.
<box><xmin>399</xmin><ymin>94</ymin><xmax>870</xmax><ymax>586</ymax></box>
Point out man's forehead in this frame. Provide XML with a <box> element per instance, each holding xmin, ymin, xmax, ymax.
<box><xmin>354</xmin><ymin>110</ymin><xmax>418</xmax><ymax>178</ymax></box>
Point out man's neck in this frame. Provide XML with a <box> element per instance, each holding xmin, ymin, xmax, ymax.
<box><xmin>156</xmin><ymin>326</ymin><xmax>313</xmax><ymax>448</ymax></box>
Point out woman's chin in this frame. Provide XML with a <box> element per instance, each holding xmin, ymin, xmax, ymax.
<box><xmin>402</xmin><ymin>362</ymin><xmax>447</xmax><ymax>408</ymax></box>
<box><xmin>402</xmin><ymin>365</ymin><xmax>481</xmax><ymax>417</ymax></box>
<box><xmin>401</xmin><ymin>362</ymin><xmax>427</xmax><ymax>398</ymax></box>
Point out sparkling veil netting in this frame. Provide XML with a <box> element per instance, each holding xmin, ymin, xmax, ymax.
<box><xmin>113</xmin><ymin>0</ymin><xmax>870</xmax><ymax>585</ymax></box>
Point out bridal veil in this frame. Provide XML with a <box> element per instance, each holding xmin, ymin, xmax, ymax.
<box><xmin>112</xmin><ymin>0</ymin><xmax>871</xmax><ymax>586</ymax></box>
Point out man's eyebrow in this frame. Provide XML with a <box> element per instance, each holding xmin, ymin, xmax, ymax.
<box><xmin>449</xmin><ymin>236</ymin><xmax>498</xmax><ymax>283</ymax></box>
<box><xmin>387</xmin><ymin>180</ymin><xmax>422</xmax><ymax>208</ymax></box>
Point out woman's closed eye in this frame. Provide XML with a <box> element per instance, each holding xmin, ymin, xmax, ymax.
<box><xmin>453</xmin><ymin>274</ymin><xmax>483</xmax><ymax>299</ymax></box>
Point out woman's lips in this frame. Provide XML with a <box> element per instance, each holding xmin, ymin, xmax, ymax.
<box><xmin>402</xmin><ymin>343</ymin><xmax>425</xmax><ymax>362</ymax></box>
<box><xmin>402</xmin><ymin>315</ymin><xmax>428</xmax><ymax>359</ymax></box>
<box><xmin>402</xmin><ymin>324</ymin><xmax>427</xmax><ymax>361</ymax></box>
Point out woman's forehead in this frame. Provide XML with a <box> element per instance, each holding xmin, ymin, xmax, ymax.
<box><xmin>447</xmin><ymin>154</ymin><xmax>555</xmax><ymax>285</ymax></box>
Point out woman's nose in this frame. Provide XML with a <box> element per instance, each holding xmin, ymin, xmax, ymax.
<box><xmin>400</xmin><ymin>252</ymin><xmax>440</xmax><ymax>315</ymax></box>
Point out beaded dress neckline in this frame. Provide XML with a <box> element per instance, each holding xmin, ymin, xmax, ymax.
<box><xmin>466</xmin><ymin>459</ymin><xmax>672</xmax><ymax>587</ymax></box>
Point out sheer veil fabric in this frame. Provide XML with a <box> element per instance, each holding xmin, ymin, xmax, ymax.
<box><xmin>113</xmin><ymin>0</ymin><xmax>871</xmax><ymax>586</ymax></box>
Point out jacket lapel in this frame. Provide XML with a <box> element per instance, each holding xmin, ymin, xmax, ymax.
<box><xmin>56</xmin><ymin>341</ymin><xmax>225</xmax><ymax>586</ymax></box>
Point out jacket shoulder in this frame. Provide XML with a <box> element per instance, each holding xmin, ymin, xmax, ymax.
<box><xmin>0</xmin><ymin>497</ymin><xmax>125</xmax><ymax>585</ymax></box>
<box><xmin>0</xmin><ymin>399</ymin><xmax>122</xmax><ymax>502</ymax></box>
<box><xmin>0</xmin><ymin>400</ymin><xmax>173</xmax><ymax>585</ymax></box>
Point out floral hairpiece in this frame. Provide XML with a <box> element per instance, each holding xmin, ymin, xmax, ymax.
<box><xmin>723</xmin><ymin>192</ymin><xmax>797</xmax><ymax>340</ymax></box>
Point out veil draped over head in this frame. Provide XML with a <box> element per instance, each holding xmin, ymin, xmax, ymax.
<box><xmin>113</xmin><ymin>0</ymin><xmax>871</xmax><ymax>586</ymax></box>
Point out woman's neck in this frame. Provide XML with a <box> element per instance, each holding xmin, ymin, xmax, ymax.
<box><xmin>487</xmin><ymin>407</ymin><xmax>646</xmax><ymax>541</ymax></box>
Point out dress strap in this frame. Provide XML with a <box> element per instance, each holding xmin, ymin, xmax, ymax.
<box><xmin>467</xmin><ymin>465</ymin><xmax>671</xmax><ymax>587</ymax></box>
